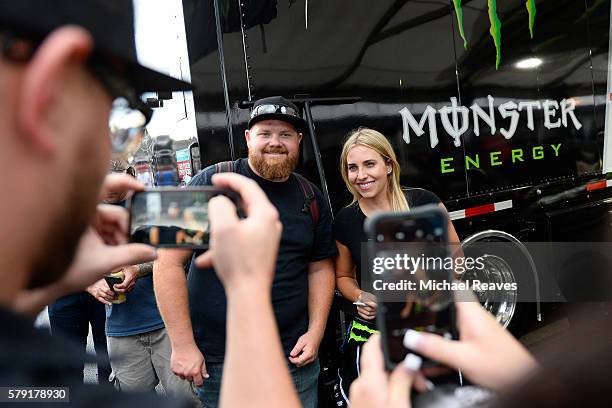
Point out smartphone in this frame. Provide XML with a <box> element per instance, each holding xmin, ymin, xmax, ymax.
<box><xmin>364</xmin><ymin>205</ymin><xmax>457</xmax><ymax>370</ymax></box>
<box><xmin>129</xmin><ymin>187</ymin><xmax>242</xmax><ymax>249</ymax></box>
<box><xmin>104</xmin><ymin>275</ymin><xmax>123</xmax><ymax>292</ymax></box>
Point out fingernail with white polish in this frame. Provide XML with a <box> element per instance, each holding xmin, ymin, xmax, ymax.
<box><xmin>403</xmin><ymin>329</ymin><xmax>421</xmax><ymax>349</ymax></box>
<box><xmin>425</xmin><ymin>380</ymin><xmax>435</xmax><ymax>391</ymax></box>
<box><xmin>403</xmin><ymin>353</ymin><xmax>422</xmax><ymax>372</ymax></box>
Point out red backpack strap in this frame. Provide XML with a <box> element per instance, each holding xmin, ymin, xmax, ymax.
<box><xmin>205</xmin><ymin>161</ymin><xmax>236</xmax><ymax>185</ymax></box>
<box><xmin>214</xmin><ymin>161</ymin><xmax>236</xmax><ymax>174</ymax></box>
<box><xmin>294</xmin><ymin>173</ymin><xmax>320</xmax><ymax>229</ymax></box>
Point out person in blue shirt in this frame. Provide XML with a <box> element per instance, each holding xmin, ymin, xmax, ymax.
<box><xmin>88</xmin><ymin>165</ymin><xmax>197</xmax><ymax>402</ymax></box>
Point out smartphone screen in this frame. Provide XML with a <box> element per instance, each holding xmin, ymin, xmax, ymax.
<box><xmin>365</xmin><ymin>205</ymin><xmax>457</xmax><ymax>369</ymax></box>
<box><xmin>129</xmin><ymin>187</ymin><xmax>241</xmax><ymax>249</ymax></box>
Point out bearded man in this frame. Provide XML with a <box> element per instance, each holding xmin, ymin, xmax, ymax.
<box><xmin>154</xmin><ymin>96</ymin><xmax>336</xmax><ymax>408</ymax></box>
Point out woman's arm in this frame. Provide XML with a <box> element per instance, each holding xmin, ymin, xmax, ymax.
<box><xmin>334</xmin><ymin>240</ymin><xmax>361</xmax><ymax>302</ymax></box>
<box><xmin>335</xmin><ymin>241</ymin><xmax>377</xmax><ymax>320</ymax></box>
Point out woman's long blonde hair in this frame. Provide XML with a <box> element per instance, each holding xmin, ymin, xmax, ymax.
<box><xmin>340</xmin><ymin>127</ymin><xmax>409</xmax><ymax>212</ymax></box>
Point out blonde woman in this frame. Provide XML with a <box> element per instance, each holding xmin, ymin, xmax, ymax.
<box><xmin>333</xmin><ymin>128</ymin><xmax>460</xmax><ymax>402</ymax></box>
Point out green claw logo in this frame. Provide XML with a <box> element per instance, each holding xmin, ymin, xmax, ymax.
<box><xmin>452</xmin><ymin>0</ymin><xmax>468</xmax><ymax>49</ymax></box>
<box><xmin>526</xmin><ymin>0</ymin><xmax>536</xmax><ymax>39</ymax></box>
<box><xmin>453</xmin><ymin>0</ymin><xmax>537</xmax><ymax>69</ymax></box>
<box><xmin>488</xmin><ymin>0</ymin><xmax>502</xmax><ymax>69</ymax></box>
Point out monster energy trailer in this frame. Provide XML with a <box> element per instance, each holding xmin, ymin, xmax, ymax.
<box><xmin>180</xmin><ymin>0</ymin><xmax>611</xmax><ymax>402</ymax></box>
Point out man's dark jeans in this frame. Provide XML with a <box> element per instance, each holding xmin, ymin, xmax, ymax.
<box><xmin>48</xmin><ymin>292</ymin><xmax>111</xmax><ymax>383</ymax></box>
<box><xmin>197</xmin><ymin>359</ymin><xmax>320</xmax><ymax>408</ymax></box>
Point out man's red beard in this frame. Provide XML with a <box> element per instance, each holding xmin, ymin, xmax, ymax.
<box><xmin>249</xmin><ymin>146</ymin><xmax>299</xmax><ymax>181</ymax></box>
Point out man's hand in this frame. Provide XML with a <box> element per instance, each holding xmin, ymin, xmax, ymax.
<box><xmin>356</xmin><ymin>290</ymin><xmax>377</xmax><ymax>321</ymax></box>
<box><xmin>195</xmin><ymin>173</ymin><xmax>281</xmax><ymax>292</ymax></box>
<box><xmin>171</xmin><ymin>343</ymin><xmax>209</xmax><ymax>387</ymax></box>
<box><xmin>402</xmin><ymin>299</ymin><xmax>537</xmax><ymax>390</ymax></box>
<box><xmin>87</xmin><ymin>279</ymin><xmax>115</xmax><ymax>305</ymax></box>
<box><xmin>57</xmin><ymin>225</ymin><xmax>156</xmax><ymax>295</ymax></box>
<box><xmin>12</xmin><ymin>175</ymin><xmax>151</xmax><ymax>316</ymax></box>
<box><xmin>99</xmin><ymin>172</ymin><xmax>145</xmax><ymax>203</ymax></box>
<box><xmin>350</xmin><ymin>334</ymin><xmax>419</xmax><ymax>408</ymax></box>
<box><xmin>113</xmin><ymin>265</ymin><xmax>139</xmax><ymax>293</ymax></box>
<box><xmin>94</xmin><ymin>173</ymin><xmax>144</xmax><ymax>244</ymax></box>
<box><xmin>92</xmin><ymin>204</ymin><xmax>131</xmax><ymax>245</ymax></box>
<box><xmin>289</xmin><ymin>330</ymin><xmax>322</xmax><ymax>367</ymax></box>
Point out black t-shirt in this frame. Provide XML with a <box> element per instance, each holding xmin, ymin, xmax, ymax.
<box><xmin>333</xmin><ymin>188</ymin><xmax>441</xmax><ymax>283</ymax></box>
<box><xmin>0</xmin><ymin>307</ymin><xmax>189</xmax><ymax>407</ymax></box>
<box><xmin>187</xmin><ymin>159</ymin><xmax>337</xmax><ymax>363</ymax></box>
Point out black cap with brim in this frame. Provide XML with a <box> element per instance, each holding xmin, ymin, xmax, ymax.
<box><xmin>248</xmin><ymin>113</ymin><xmax>307</xmax><ymax>132</ymax></box>
<box><xmin>112</xmin><ymin>58</ymin><xmax>193</xmax><ymax>94</ymax></box>
<box><xmin>248</xmin><ymin>96</ymin><xmax>307</xmax><ymax>131</ymax></box>
<box><xmin>0</xmin><ymin>0</ymin><xmax>193</xmax><ymax>93</ymax></box>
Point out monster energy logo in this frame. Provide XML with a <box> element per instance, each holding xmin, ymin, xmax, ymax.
<box><xmin>453</xmin><ymin>0</ymin><xmax>536</xmax><ymax>69</ymax></box>
<box><xmin>399</xmin><ymin>95</ymin><xmax>582</xmax><ymax>149</ymax></box>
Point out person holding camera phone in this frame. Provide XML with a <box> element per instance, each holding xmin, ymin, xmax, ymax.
<box><xmin>154</xmin><ymin>96</ymin><xmax>337</xmax><ymax>408</ymax></box>
<box><xmin>0</xmin><ymin>0</ymin><xmax>195</xmax><ymax>405</ymax></box>
<box><xmin>333</xmin><ymin>128</ymin><xmax>461</xmax><ymax>403</ymax></box>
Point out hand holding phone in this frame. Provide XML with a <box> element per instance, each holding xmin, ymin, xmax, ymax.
<box><xmin>364</xmin><ymin>205</ymin><xmax>458</xmax><ymax>369</ymax></box>
<box><xmin>129</xmin><ymin>187</ymin><xmax>243</xmax><ymax>249</ymax></box>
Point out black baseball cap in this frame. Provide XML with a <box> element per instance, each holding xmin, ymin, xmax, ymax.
<box><xmin>248</xmin><ymin>96</ymin><xmax>307</xmax><ymax>132</ymax></box>
<box><xmin>0</xmin><ymin>0</ymin><xmax>192</xmax><ymax>93</ymax></box>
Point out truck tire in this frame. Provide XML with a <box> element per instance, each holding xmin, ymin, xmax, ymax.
<box><xmin>460</xmin><ymin>230</ymin><xmax>541</xmax><ymax>337</ymax></box>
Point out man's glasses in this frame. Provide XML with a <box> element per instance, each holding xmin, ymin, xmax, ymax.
<box><xmin>250</xmin><ymin>104</ymin><xmax>300</xmax><ymax>119</ymax></box>
<box><xmin>88</xmin><ymin>59</ymin><xmax>152</xmax><ymax>158</ymax></box>
<box><xmin>1</xmin><ymin>31</ymin><xmax>151</xmax><ymax>159</ymax></box>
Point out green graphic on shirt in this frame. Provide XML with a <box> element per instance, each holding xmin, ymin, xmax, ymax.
<box><xmin>348</xmin><ymin>321</ymin><xmax>379</xmax><ymax>343</ymax></box>
<box><xmin>452</xmin><ymin>0</ymin><xmax>468</xmax><ymax>49</ymax></box>
<box><xmin>451</xmin><ymin>0</ymin><xmax>537</xmax><ymax>69</ymax></box>
<box><xmin>526</xmin><ymin>0</ymin><xmax>536</xmax><ymax>38</ymax></box>
<box><xmin>352</xmin><ymin>321</ymin><xmax>378</xmax><ymax>334</ymax></box>
<box><xmin>348</xmin><ymin>332</ymin><xmax>370</xmax><ymax>343</ymax></box>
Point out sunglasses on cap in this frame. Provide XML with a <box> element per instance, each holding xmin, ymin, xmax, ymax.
<box><xmin>250</xmin><ymin>103</ymin><xmax>300</xmax><ymax>119</ymax></box>
<box><xmin>1</xmin><ymin>31</ymin><xmax>151</xmax><ymax>159</ymax></box>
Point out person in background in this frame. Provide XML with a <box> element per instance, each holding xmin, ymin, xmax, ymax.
<box><xmin>49</xmin><ymin>259</ymin><xmax>112</xmax><ymax>384</ymax></box>
<box><xmin>89</xmin><ymin>162</ymin><xmax>198</xmax><ymax>401</ymax></box>
<box><xmin>333</xmin><ymin>127</ymin><xmax>461</xmax><ymax>402</ymax></box>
